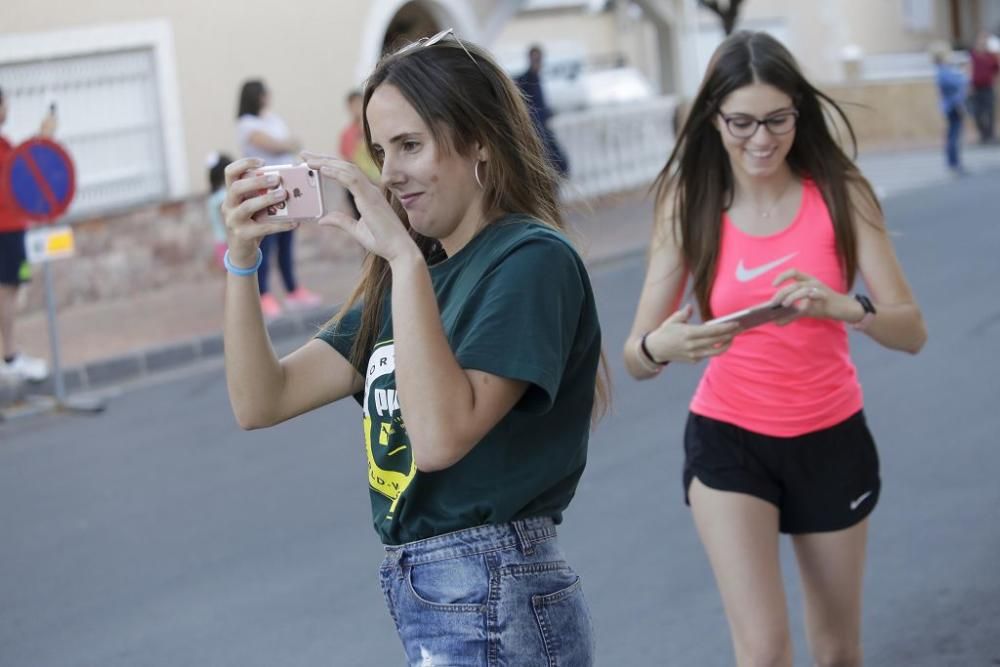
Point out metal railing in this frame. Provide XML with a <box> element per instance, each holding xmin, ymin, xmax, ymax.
<box><xmin>858</xmin><ymin>50</ymin><xmax>970</xmax><ymax>81</ymax></box>
<box><xmin>552</xmin><ymin>95</ymin><xmax>679</xmax><ymax>201</ymax></box>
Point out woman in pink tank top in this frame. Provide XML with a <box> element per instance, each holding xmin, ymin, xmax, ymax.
<box><xmin>624</xmin><ymin>32</ymin><xmax>926</xmax><ymax>667</ymax></box>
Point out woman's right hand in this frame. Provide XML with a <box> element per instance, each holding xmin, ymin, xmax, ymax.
<box><xmin>221</xmin><ymin>157</ymin><xmax>299</xmax><ymax>265</ymax></box>
<box><xmin>644</xmin><ymin>304</ymin><xmax>740</xmax><ymax>363</ymax></box>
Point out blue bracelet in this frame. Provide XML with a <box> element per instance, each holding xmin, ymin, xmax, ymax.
<box><xmin>224</xmin><ymin>248</ymin><xmax>263</xmax><ymax>276</ymax></box>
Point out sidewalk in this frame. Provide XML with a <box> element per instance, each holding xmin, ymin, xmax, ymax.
<box><xmin>2</xmin><ymin>143</ymin><xmax>998</xmax><ymax>409</ymax></box>
<box><xmin>0</xmin><ymin>189</ymin><xmax>656</xmax><ymax>409</ymax></box>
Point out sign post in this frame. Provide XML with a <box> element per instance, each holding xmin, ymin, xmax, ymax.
<box><xmin>2</xmin><ymin>138</ymin><xmax>105</xmax><ymax>414</ymax></box>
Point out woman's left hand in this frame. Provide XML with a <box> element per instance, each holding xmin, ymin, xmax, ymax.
<box><xmin>771</xmin><ymin>269</ymin><xmax>860</xmax><ymax>324</ymax></box>
<box><xmin>302</xmin><ymin>152</ymin><xmax>418</xmax><ymax>264</ymax></box>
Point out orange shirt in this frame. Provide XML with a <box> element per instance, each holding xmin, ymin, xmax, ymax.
<box><xmin>690</xmin><ymin>180</ymin><xmax>863</xmax><ymax>437</ymax></box>
<box><xmin>339</xmin><ymin>123</ymin><xmax>379</xmax><ymax>183</ymax></box>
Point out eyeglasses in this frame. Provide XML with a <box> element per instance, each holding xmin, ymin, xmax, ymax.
<box><xmin>718</xmin><ymin>110</ymin><xmax>799</xmax><ymax>139</ymax></box>
<box><xmin>393</xmin><ymin>28</ymin><xmax>480</xmax><ymax>69</ymax></box>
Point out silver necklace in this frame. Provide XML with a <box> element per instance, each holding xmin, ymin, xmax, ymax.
<box><xmin>755</xmin><ymin>179</ymin><xmax>795</xmax><ymax>218</ymax></box>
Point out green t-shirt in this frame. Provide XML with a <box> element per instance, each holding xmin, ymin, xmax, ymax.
<box><xmin>317</xmin><ymin>217</ymin><xmax>601</xmax><ymax>545</ymax></box>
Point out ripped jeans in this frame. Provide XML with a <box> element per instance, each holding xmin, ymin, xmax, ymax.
<box><xmin>378</xmin><ymin>517</ymin><xmax>594</xmax><ymax>666</ymax></box>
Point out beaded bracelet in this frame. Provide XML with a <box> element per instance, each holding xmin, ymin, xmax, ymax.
<box><xmin>224</xmin><ymin>248</ymin><xmax>263</xmax><ymax>276</ymax></box>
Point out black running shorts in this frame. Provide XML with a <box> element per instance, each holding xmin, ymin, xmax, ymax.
<box><xmin>0</xmin><ymin>230</ymin><xmax>27</xmax><ymax>286</ymax></box>
<box><xmin>683</xmin><ymin>410</ymin><xmax>880</xmax><ymax>534</ymax></box>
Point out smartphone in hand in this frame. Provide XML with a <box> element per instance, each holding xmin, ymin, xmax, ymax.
<box><xmin>706</xmin><ymin>300</ymin><xmax>798</xmax><ymax>330</ymax></box>
<box><xmin>250</xmin><ymin>164</ymin><xmax>340</xmax><ymax>223</ymax></box>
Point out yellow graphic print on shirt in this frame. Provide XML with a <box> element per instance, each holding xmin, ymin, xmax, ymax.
<box><xmin>363</xmin><ymin>342</ymin><xmax>416</xmax><ymax>521</ymax></box>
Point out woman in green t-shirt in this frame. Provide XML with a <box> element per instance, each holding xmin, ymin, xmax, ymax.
<box><xmin>221</xmin><ymin>30</ymin><xmax>607</xmax><ymax>665</ymax></box>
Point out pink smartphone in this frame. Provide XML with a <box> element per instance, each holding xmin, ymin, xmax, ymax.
<box><xmin>250</xmin><ymin>164</ymin><xmax>340</xmax><ymax>223</ymax></box>
<box><xmin>706</xmin><ymin>300</ymin><xmax>798</xmax><ymax>330</ymax></box>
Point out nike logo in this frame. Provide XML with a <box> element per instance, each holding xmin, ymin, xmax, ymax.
<box><xmin>850</xmin><ymin>491</ymin><xmax>873</xmax><ymax>511</ymax></box>
<box><xmin>735</xmin><ymin>252</ymin><xmax>798</xmax><ymax>282</ymax></box>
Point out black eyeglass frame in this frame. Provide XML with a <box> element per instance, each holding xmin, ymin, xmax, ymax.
<box><xmin>718</xmin><ymin>109</ymin><xmax>799</xmax><ymax>139</ymax></box>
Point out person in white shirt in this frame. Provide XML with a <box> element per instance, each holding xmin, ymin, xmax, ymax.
<box><xmin>235</xmin><ymin>79</ymin><xmax>321</xmax><ymax>318</ymax></box>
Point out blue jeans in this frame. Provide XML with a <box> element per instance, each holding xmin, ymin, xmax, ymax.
<box><xmin>257</xmin><ymin>229</ymin><xmax>297</xmax><ymax>295</ymax></box>
<box><xmin>945</xmin><ymin>107</ymin><xmax>964</xmax><ymax>169</ymax></box>
<box><xmin>378</xmin><ymin>517</ymin><xmax>594</xmax><ymax>666</ymax></box>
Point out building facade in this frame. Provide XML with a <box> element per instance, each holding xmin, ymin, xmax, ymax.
<box><xmin>1</xmin><ymin>0</ymin><xmax>523</xmax><ymax>219</ymax></box>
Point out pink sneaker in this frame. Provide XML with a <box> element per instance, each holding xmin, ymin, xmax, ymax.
<box><xmin>284</xmin><ymin>287</ymin><xmax>322</xmax><ymax>310</ymax></box>
<box><xmin>260</xmin><ymin>293</ymin><xmax>283</xmax><ymax>319</ymax></box>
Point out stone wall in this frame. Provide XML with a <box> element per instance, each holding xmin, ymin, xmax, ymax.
<box><xmin>18</xmin><ymin>195</ymin><xmax>363</xmax><ymax>315</ymax></box>
<box><xmin>824</xmin><ymin>79</ymin><xmax>994</xmax><ymax>150</ymax></box>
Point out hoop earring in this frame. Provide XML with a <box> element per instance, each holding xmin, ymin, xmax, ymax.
<box><xmin>473</xmin><ymin>161</ymin><xmax>485</xmax><ymax>190</ymax></box>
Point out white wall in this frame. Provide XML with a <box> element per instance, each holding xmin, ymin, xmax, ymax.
<box><xmin>1</xmin><ymin>0</ymin><xmax>500</xmax><ymax>205</ymax></box>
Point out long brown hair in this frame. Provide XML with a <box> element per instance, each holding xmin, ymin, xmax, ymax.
<box><xmin>653</xmin><ymin>30</ymin><xmax>880</xmax><ymax>320</ymax></box>
<box><xmin>331</xmin><ymin>35</ymin><xmax>609</xmax><ymax>420</ymax></box>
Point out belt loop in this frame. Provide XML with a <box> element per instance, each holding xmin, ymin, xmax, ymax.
<box><xmin>385</xmin><ymin>546</ymin><xmax>405</xmax><ymax>575</ymax></box>
<box><xmin>513</xmin><ymin>519</ymin><xmax>535</xmax><ymax>556</ymax></box>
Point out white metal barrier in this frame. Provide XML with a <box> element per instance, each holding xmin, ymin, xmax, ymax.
<box><xmin>551</xmin><ymin>96</ymin><xmax>679</xmax><ymax>201</ymax></box>
<box><xmin>0</xmin><ymin>48</ymin><xmax>168</xmax><ymax>220</ymax></box>
<box><xmin>859</xmin><ymin>50</ymin><xmax>970</xmax><ymax>82</ymax></box>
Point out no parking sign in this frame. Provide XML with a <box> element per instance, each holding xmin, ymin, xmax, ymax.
<box><xmin>1</xmin><ymin>138</ymin><xmax>76</xmax><ymax>226</ymax></box>
<box><xmin>0</xmin><ymin>137</ymin><xmax>98</xmax><ymax>410</ymax></box>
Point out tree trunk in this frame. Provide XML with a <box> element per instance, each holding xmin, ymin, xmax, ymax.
<box><xmin>698</xmin><ymin>0</ymin><xmax>746</xmax><ymax>36</ymax></box>
<box><xmin>722</xmin><ymin>13</ymin><xmax>737</xmax><ymax>35</ymax></box>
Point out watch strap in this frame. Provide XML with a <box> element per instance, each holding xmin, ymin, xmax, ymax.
<box><xmin>852</xmin><ymin>294</ymin><xmax>876</xmax><ymax>331</ymax></box>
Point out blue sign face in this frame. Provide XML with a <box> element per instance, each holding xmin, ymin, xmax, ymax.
<box><xmin>7</xmin><ymin>140</ymin><xmax>75</xmax><ymax>220</ymax></box>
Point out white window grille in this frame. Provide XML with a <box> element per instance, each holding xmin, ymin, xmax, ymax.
<box><xmin>0</xmin><ymin>48</ymin><xmax>168</xmax><ymax>219</ymax></box>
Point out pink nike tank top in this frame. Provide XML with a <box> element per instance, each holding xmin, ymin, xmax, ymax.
<box><xmin>689</xmin><ymin>179</ymin><xmax>863</xmax><ymax>437</ymax></box>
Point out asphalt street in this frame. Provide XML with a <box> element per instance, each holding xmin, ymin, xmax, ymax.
<box><xmin>1</xmin><ymin>172</ymin><xmax>998</xmax><ymax>666</ymax></box>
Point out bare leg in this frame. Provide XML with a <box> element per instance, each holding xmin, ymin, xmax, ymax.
<box><xmin>0</xmin><ymin>284</ymin><xmax>17</xmax><ymax>359</ymax></box>
<box><xmin>791</xmin><ymin>519</ymin><xmax>869</xmax><ymax>667</ymax></box>
<box><xmin>690</xmin><ymin>477</ymin><xmax>793</xmax><ymax>667</ymax></box>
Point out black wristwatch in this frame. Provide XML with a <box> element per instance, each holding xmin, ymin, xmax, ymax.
<box><xmin>852</xmin><ymin>294</ymin><xmax>876</xmax><ymax>331</ymax></box>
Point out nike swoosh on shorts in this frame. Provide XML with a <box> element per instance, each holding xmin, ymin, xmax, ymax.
<box><xmin>850</xmin><ymin>491</ymin><xmax>873</xmax><ymax>511</ymax></box>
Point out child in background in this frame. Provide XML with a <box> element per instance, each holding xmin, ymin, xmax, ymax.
<box><xmin>338</xmin><ymin>90</ymin><xmax>380</xmax><ymax>183</ymax></box>
<box><xmin>206</xmin><ymin>152</ymin><xmax>232</xmax><ymax>269</ymax></box>
<box><xmin>338</xmin><ymin>90</ymin><xmax>380</xmax><ymax>218</ymax></box>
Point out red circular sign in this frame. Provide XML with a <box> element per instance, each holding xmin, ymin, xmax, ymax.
<box><xmin>0</xmin><ymin>138</ymin><xmax>76</xmax><ymax>229</ymax></box>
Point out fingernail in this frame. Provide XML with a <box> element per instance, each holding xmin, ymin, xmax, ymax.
<box><xmin>266</xmin><ymin>174</ymin><xmax>279</xmax><ymax>185</ymax></box>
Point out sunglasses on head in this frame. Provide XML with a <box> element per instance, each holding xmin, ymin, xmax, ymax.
<box><xmin>393</xmin><ymin>28</ymin><xmax>481</xmax><ymax>70</ymax></box>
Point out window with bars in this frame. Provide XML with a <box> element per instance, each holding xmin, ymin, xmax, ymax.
<box><xmin>0</xmin><ymin>48</ymin><xmax>168</xmax><ymax>220</ymax></box>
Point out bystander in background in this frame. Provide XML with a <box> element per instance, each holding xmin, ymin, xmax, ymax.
<box><xmin>236</xmin><ymin>79</ymin><xmax>321</xmax><ymax>318</ymax></box>
<box><xmin>968</xmin><ymin>31</ymin><xmax>999</xmax><ymax>144</ymax></box>
<box><xmin>0</xmin><ymin>87</ymin><xmax>55</xmax><ymax>382</ymax></box>
<box><xmin>206</xmin><ymin>152</ymin><xmax>232</xmax><ymax>270</ymax></box>
<box><xmin>338</xmin><ymin>89</ymin><xmax>379</xmax><ymax>217</ymax></box>
<box><xmin>931</xmin><ymin>42</ymin><xmax>969</xmax><ymax>175</ymax></box>
<box><xmin>516</xmin><ymin>45</ymin><xmax>569</xmax><ymax>177</ymax></box>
